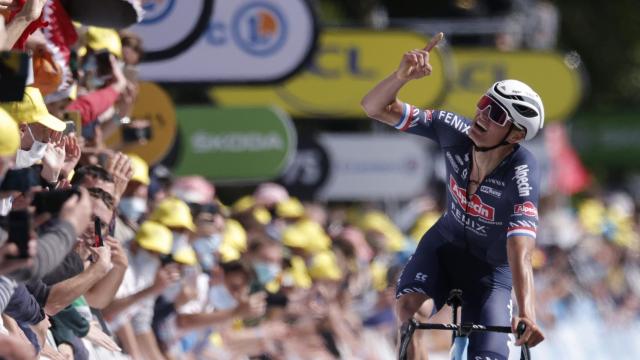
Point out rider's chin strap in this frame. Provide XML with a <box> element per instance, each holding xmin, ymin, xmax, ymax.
<box><xmin>473</xmin><ymin>123</ymin><xmax>514</xmax><ymax>152</ymax></box>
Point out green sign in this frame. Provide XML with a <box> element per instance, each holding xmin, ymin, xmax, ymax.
<box><xmin>174</xmin><ymin>106</ymin><xmax>297</xmax><ymax>182</ymax></box>
<box><xmin>571</xmin><ymin>111</ymin><xmax>640</xmax><ymax>171</ymax></box>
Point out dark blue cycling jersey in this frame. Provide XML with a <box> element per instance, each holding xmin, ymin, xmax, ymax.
<box><xmin>395</xmin><ymin>102</ymin><xmax>540</xmax><ymax>266</ymax></box>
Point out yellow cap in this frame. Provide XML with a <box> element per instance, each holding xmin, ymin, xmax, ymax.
<box><xmin>149</xmin><ymin>197</ymin><xmax>196</xmax><ymax>232</ymax></box>
<box><xmin>288</xmin><ymin>255</ymin><xmax>312</xmax><ymax>289</ymax></box>
<box><xmin>308</xmin><ymin>251</ymin><xmax>342</xmax><ymax>281</ymax></box>
<box><xmin>578</xmin><ymin>199</ymin><xmax>606</xmax><ymax>236</ymax></box>
<box><xmin>276</xmin><ymin>197</ymin><xmax>305</xmax><ymax>218</ymax></box>
<box><xmin>410</xmin><ymin>211</ymin><xmax>441</xmax><ymax>243</ymax></box>
<box><xmin>370</xmin><ymin>261</ymin><xmax>388</xmax><ymax>291</ymax></box>
<box><xmin>253</xmin><ymin>207</ymin><xmax>271</xmax><ymax>225</ymax></box>
<box><xmin>0</xmin><ymin>109</ymin><xmax>20</xmax><ymax>156</ymax></box>
<box><xmin>222</xmin><ymin>219</ymin><xmax>247</xmax><ymax>252</ymax></box>
<box><xmin>282</xmin><ymin>225</ymin><xmax>307</xmax><ymax>249</ymax></box>
<box><xmin>218</xmin><ymin>242</ymin><xmax>241</xmax><ymax>263</ymax></box>
<box><xmin>359</xmin><ymin>211</ymin><xmax>406</xmax><ymax>252</ymax></box>
<box><xmin>1</xmin><ymin>87</ymin><xmax>66</xmax><ymax>132</ymax></box>
<box><xmin>135</xmin><ymin>221</ymin><xmax>173</xmax><ymax>255</ymax></box>
<box><xmin>126</xmin><ymin>153</ymin><xmax>150</xmax><ymax>185</ymax></box>
<box><xmin>298</xmin><ymin>219</ymin><xmax>331</xmax><ymax>253</ymax></box>
<box><xmin>85</xmin><ymin>26</ymin><xmax>123</xmax><ymax>58</ymax></box>
<box><xmin>282</xmin><ymin>219</ymin><xmax>331</xmax><ymax>253</ymax></box>
<box><xmin>173</xmin><ymin>246</ymin><xmax>199</xmax><ymax>266</ymax></box>
<box><xmin>232</xmin><ymin>195</ymin><xmax>256</xmax><ymax>213</ymax></box>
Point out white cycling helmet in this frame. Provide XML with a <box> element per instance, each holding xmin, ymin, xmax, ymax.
<box><xmin>486</xmin><ymin>80</ymin><xmax>544</xmax><ymax>141</ymax></box>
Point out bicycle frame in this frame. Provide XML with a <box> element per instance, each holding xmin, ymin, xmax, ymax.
<box><xmin>398</xmin><ymin>289</ymin><xmax>531</xmax><ymax>360</ymax></box>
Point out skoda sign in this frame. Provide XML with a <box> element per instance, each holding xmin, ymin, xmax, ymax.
<box><xmin>173</xmin><ymin>106</ymin><xmax>297</xmax><ymax>182</ymax></box>
<box><xmin>134</xmin><ymin>0</ymin><xmax>318</xmax><ymax>83</ymax></box>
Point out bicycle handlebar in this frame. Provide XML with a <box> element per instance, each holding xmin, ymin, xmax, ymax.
<box><xmin>414</xmin><ymin>321</ymin><xmax>513</xmax><ymax>334</ymax></box>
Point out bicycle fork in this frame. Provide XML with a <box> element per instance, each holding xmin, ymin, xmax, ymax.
<box><xmin>398</xmin><ymin>318</ymin><xmax>418</xmax><ymax>360</ymax></box>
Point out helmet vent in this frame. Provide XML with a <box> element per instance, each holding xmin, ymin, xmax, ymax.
<box><xmin>513</xmin><ymin>104</ymin><xmax>538</xmax><ymax>118</ymax></box>
<box><xmin>493</xmin><ymin>85</ymin><xmax>523</xmax><ymax>101</ymax></box>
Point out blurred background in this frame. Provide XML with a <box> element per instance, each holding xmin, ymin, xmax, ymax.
<box><xmin>3</xmin><ymin>0</ymin><xmax>640</xmax><ymax>359</ymax></box>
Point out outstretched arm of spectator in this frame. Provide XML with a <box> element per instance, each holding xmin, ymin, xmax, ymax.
<box><xmin>9</xmin><ymin>189</ymin><xmax>92</xmax><ymax>282</ymax></box>
<box><xmin>66</xmin><ymin>55</ymin><xmax>128</xmax><ymax>126</ymax></box>
<box><xmin>84</xmin><ymin>237</ymin><xmax>128</xmax><ymax>309</ymax></box>
<box><xmin>176</xmin><ymin>291</ymin><xmax>266</xmax><ymax>332</ymax></box>
<box><xmin>0</xmin><ymin>331</ymin><xmax>37</xmax><ymax>360</ymax></box>
<box><xmin>102</xmin><ymin>265</ymin><xmax>179</xmax><ymax>321</ymax></box>
<box><xmin>135</xmin><ymin>331</ymin><xmax>166</xmax><ymax>360</ymax></box>
<box><xmin>44</xmin><ymin>246</ymin><xmax>112</xmax><ymax>315</ymax></box>
<box><xmin>115</xmin><ymin>323</ymin><xmax>142</xmax><ymax>360</ymax></box>
<box><xmin>2</xmin><ymin>0</ymin><xmax>48</xmax><ymax>49</ymax></box>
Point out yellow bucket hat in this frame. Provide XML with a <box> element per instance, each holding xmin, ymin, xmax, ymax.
<box><xmin>282</xmin><ymin>219</ymin><xmax>331</xmax><ymax>253</ymax></box>
<box><xmin>308</xmin><ymin>251</ymin><xmax>342</xmax><ymax>281</ymax></box>
<box><xmin>0</xmin><ymin>109</ymin><xmax>20</xmax><ymax>156</ymax></box>
<box><xmin>82</xmin><ymin>26</ymin><xmax>123</xmax><ymax>58</ymax></box>
<box><xmin>359</xmin><ymin>211</ymin><xmax>406</xmax><ymax>252</ymax></box>
<box><xmin>135</xmin><ymin>221</ymin><xmax>173</xmax><ymax>255</ymax></box>
<box><xmin>126</xmin><ymin>153</ymin><xmax>150</xmax><ymax>186</ymax></box>
<box><xmin>297</xmin><ymin>219</ymin><xmax>331</xmax><ymax>253</ymax></box>
<box><xmin>276</xmin><ymin>197</ymin><xmax>305</xmax><ymax>218</ymax></box>
<box><xmin>218</xmin><ymin>242</ymin><xmax>241</xmax><ymax>263</ymax></box>
<box><xmin>287</xmin><ymin>255</ymin><xmax>312</xmax><ymax>289</ymax></box>
<box><xmin>222</xmin><ymin>219</ymin><xmax>247</xmax><ymax>253</ymax></box>
<box><xmin>149</xmin><ymin>197</ymin><xmax>196</xmax><ymax>232</ymax></box>
<box><xmin>232</xmin><ymin>195</ymin><xmax>256</xmax><ymax>213</ymax></box>
<box><xmin>173</xmin><ymin>246</ymin><xmax>199</xmax><ymax>266</ymax></box>
<box><xmin>0</xmin><ymin>87</ymin><xmax>66</xmax><ymax>132</ymax></box>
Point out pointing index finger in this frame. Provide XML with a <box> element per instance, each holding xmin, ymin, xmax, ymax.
<box><xmin>424</xmin><ymin>32</ymin><xmax>444</xmax><ymax>52</ymax></box>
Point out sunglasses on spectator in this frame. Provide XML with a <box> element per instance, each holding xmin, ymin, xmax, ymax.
<box><xmin>188</xmin><ymin>202</ymin><xmax>220</xmax><ymax>216</ymax></box>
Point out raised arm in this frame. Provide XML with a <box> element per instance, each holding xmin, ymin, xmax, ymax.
<box><xmin>360</xmin><ymin>32</ymin><xmax>443</xmax><ymax>125</ymax></box>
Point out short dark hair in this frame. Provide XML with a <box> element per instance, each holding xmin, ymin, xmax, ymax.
<box><xmin>71</xmin><ymin>165</ymin><xmax>114</xmax><ymax>186</ymax></box>
<box><xmin>220</xmin><ymin>260</ymin><xmax>253</xmax><ymax>282</ymax></box>
<box><xmin>87</xmin><ymin>187</ymin><xmax>115</xmax><ymax>210</ymax></box>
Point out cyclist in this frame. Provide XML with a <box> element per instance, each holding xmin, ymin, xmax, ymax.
<box><xmin>361</xmin><ymin>33</ymin><xmax>545</xmax><ymax>359</ymax></box>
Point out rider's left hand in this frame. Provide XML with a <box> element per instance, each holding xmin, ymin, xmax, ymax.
<box><xmin>512</xmin><ymin>316</ymin><xmax>545</xmax><ymax>347</ymax></box>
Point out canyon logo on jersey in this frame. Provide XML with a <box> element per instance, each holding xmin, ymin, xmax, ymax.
<box><xmin>514</xmin><ymin>201</ymin><xmax>538</xmax><ymax>217</ymax></box>
<box><xmin>449</xmin><ymin>176</ymin><xmax>495</xmax><ymax>221</ymax></box>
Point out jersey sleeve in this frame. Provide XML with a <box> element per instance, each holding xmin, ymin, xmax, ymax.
<box><xmin>507</xmin><ymin>153</ymin><xmax>540</xmax><ymax>240</ymax></box>
<box><xmin>393</xmin><ymin>103</ymin><xmax>472</xmax><ymax>147</ymax></box>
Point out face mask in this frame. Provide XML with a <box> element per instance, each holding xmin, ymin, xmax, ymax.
<box><xmin>209</xmin><ymin>284</ymin><xmax>237</xmax><ymax>310</ymax></box>
<box><xmin>0</xmin><ymin>197</ymin><xmax>13</xmax><ymax>216</ymax></box>
<box><xmin>253</xmin><ymin>261</ymin><xmax>281</xmax><ymax>285</ymax></box>
<box><xmin>134</xmin><ymin>249</ymin><xmax>160</xmax><ymax>276</ymax></box>
<box><xmin>15</xmin><ymin>127</ymin><xmax>48</xmax><ymax>169</ymax></box>
<box><xmin>193</xmin><ymin>234</ymin><xmax>222</xmax><ymax>272</ymax></box>
<box><xmin>162</xmin><ymin>282</ymin><xmax>182</xmax><ymax>302</ymax></box>
<box><xmin>171</xmin><ymin>232</ymin><xmax>189</xmax><ymax>253</ymax></box>
<box><xmin>118</xmin><ymin>197</ymin><xmax>147</xmax><ymax>223</ymax></box>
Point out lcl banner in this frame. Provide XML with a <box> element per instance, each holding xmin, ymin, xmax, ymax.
<box><xmin>209</xmin><ymin>30</ymin><xmax>449</xmax><ymax>117</ymax></box>
<box><xmin>442</xmin><ymin>49</ymin><xmax>584</xmax><ymax>123</ymax></box>
<box><xmin>132</xmin><ymin>0</ymin><xmax>318</xmax><ymax>83</ymax></box>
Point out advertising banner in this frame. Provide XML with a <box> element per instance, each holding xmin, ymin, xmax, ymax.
<box><xmin>106</xmin><ymin>82</ymin><xmax>177</xmax><ymax>166</ymax></box>
<box><xmin>316</xmin><ymin>134</ymin><xmax>432</xmax><ymax>200</ymax></box>
<box><xmin>173</xmin><ymin>106</ymin><xmax>297</xmax><ymax>182</ymax></box>
<box><xmin>442</xmin><ymin>49</ymin><xmax>584</xmax><ymax>123</ymax></box>
<box><xmin>209</xmin><ymin>30</ymin><xmax>449</xmax><ymax>117</ymax></box>
<box><xmin>132</xmin><ymin>0</ymin><xmax>318</xmax><ymax>82</ymax></box>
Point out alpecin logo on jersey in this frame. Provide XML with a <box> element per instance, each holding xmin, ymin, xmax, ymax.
<box><xmin>513</xmin><ymin>164</ymin><xmax>532</xmax><ymax>197</ymax></box>
<box><xmin>449</xmin><ymin>176</ymin><xmax>495</xmax><ymax>221</ymax></box>
<box><xmin>514</xmin><ymin>201</ymin><xmax>538</xmax><ymax>217</ymax></box>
